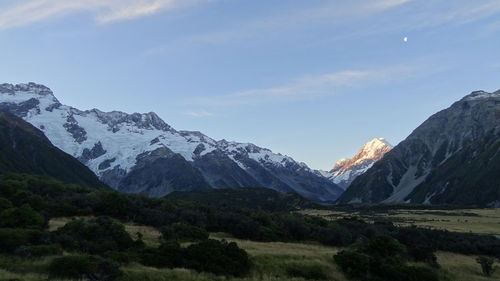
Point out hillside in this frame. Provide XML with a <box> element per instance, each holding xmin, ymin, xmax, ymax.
<box><xmin>0</xmin><ymin>110</ymin><xmax>105</xmax><ymax>188</ymax></box>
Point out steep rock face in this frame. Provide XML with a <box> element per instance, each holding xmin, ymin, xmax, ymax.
<box><xmin>0</xmin><ymin>109</ymin><xmax>106</xmax><ymax>188</ymax></box>
<box><xmin>0</xmin><ymin>83</ymin><xmax>343</xmax><ymax>201</ymax></box>
<box><xmin>337</xmin><ymin>90</ymin><xmax>500</xmax><ymax>206</ymax></box>
<box><xmin>323</xmin><ymin>138</ymin><xmax>393</xmax><ymax>189</ymax></box>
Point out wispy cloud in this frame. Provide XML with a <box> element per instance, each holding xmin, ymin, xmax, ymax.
<box><xmin>401</xmin><ymin>0</ymin><xmax>500</xmax><ymax>30</ymax></box>
<box><xmin>0</xmin><ymin>0</ymin><xmax>209</xmax><ymax>30</ymax></box>
<box><xmin>183</xmin><ymin>110</ymin><xmax>214</xmax><ymax>118</ymax></box>
<box><xmin>183</xmin><ymin>63</ymin><xmax>427</xmax><ymax>107</ymax></box>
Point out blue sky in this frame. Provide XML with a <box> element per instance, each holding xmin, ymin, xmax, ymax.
<box><xmin>1</xmin><ymin>0</ymin><xmax>500</xmax><ymax>170</ymax></box>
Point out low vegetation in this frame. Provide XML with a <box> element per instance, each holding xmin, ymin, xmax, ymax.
<box><xmin>0</xmin><ymin>173</ymin><xmax>498</xmax><ymax>281</ymax></box>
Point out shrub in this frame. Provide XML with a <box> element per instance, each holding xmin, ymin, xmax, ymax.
<box><xmin>0</xmin><ymin>228</ymin><xmax>44</xmax><ymax>253</ymax></box>
<box><xmin>361</xmin><ymin>235</ymin><xmax>407</xmax><ymax>266</ymax></box>
<box><xmin>103</xmin><ymin>251</ymin><xmax>138</xmax><ymax>265</ymax></box>
<box><xmin>48</xmin><ymin>255</ymin><xmax>122</xmax><ymax>281</ymax></box>
<box><xmin>317</xmin><ymin>226</ymin><xmax>353</xmax><ymax>246</ymax></box>
<box><xmin>286</xmin><ymin>264</ymin><xmax>328</xmax><ymax>280</ymax></box>
<box><xmin>0</xmin><ymin>197</ymin><xmax>13</xmax><ymax>212</ymax></box>
<box><xmin>334</xmin><ymin>250</ymin><xmax>371</xmax><ymax>279</ymax></box>
<box><xmin>408</xmin><ymin>245</ymin><xmax>439</xmax><ymax>268</ymax></box>
<box><xmin>161</xmin><ymin>222</ymin><xmax>209</xmax><ymax>242</ymax></box>
<box><xmin>334</xmin><ymin>235</ymin><xmax>437</xmax><ymax>281</ymax></box>
<box><xmin>0</xmin><ymin>204</ymin><xmax>44</xmax><ymax>229</ymax></box>
<box><xmin>14</xmin><ymin>244</ymin><xmax>62</xmax><ymax>258</ymax></box>
<box><xmin>139</xmin><ymin>241</ymin><xmax>185</xmax><ymax>268</ymax></box>
<box><xmin>54</xmin><ymin>217</ymin><xmax>136</xmax><ymax>254</ymax></box>
<box><xmin>184</xmin><ymin>239</ymin><xmax>251</xmax><ymax>277</ymax></box>
<box><xmin>476</xmin><ymin>256</ymin><xmax>496</xmax><ymax>277</ymax></box>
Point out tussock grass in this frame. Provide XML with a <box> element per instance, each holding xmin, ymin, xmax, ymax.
<box><xmin>436</xmin><ymin>252</ymin><xmax>500</xmax><ymax>281</ymax></box>
<box><xmin>301</xmin><ymin>208</ymin><xmax>500</xmax><ymax>235</ymax></box>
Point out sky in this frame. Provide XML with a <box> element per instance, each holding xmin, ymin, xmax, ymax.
<box><xmin>1</xmin><ymin>0</ymin><xmax>500</xmax><ymax>170</ymax></box>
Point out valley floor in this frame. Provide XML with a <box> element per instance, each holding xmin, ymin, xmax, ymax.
<box><xmin>300</xmin><ymin>207</ymin><xmax>500</xmax><ymax>235</ymax></box>
<box><xmin>0</xmin><ymin>217</ymin><xmax>497</xmax><ymax>281</ymax></box>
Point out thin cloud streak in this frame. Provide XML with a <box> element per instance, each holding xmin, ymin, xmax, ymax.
<box><xmin>183</xmin><ymin>63</ymin><xmax>428</xmax><ymax>107</ymax></box>
<box><xmin>0</xmin><ymin>0</ymin><xmax>209</xmax><ymax>30</ymax></box>
<box><xmin>402</xmin><ymin>0</ymin><xmax>500</xmax><ymax>30</ymax></box>
<box><xmin>183</xmin><ymin>110</ymin><xmax>214</xmax><ymax>118</ymax></box>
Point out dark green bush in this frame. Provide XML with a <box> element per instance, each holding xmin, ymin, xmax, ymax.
<box><xmin>0</xmin><ymin>197</ymin><xmax>13</xmax><ymax>212</ymax></box>
<box><xmin>139</xmin><ymin>241</ymin><xmax>184</xmax><ymax>268</ymax></box>
<box><xmin>48</xmin><ymin>255</ymin><xmax>122</xmax><ymax>281</ymax></box>
<box><xmin>334</xmin><ymin>235</ymin><xmax>439</xmax><ymax>281</ymax></box>
<box><xmin>334</xmin><ymin>250</ymin><xmax>371</xmax><ymax>279</ymax></box>
<box><xmin>184</xmin><ymin>239</ymin><xmax>251</xmax><ymax>277</ymax></box>
<box><xmin>0</xmin><ymin>228</ymin><xmax>44</xmax><ymax>253</ymax></box>
<box><xmin>0</xmin><ymin>204</ymin><xmax>44</xmax><ymax>229</ymax></box>
<box><xmin>14</xmin><ymin>244</ymin><xmax>62</xmax><ymax>258</ymax></box>
<box><xmin>286</xmin><ymin>264</ymin><xmax>328</xmax><ymax>280</ymax></box>
<box><xmin>103</xmin><ymin>251</ymin><xmax>139</xmax><ymax>265</ymax></box>
<box><xmin>54</xmin><ymin>217</ymin><xmax>136</xmax><ymax>254</ymax></box>
<box><xmin>161</xmin><ymin>222</ymin><xmax>209</xmax><ymax>242</ymax></box>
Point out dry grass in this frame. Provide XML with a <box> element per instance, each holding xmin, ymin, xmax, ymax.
<box><xmin>436</xmin><ymin>252</ymin><xmax>500</xmax><ymax>281</ymax></box>
<box><xmin>301</xmin><ymin>208</ymin><xmax>500</xmax><ymax>235</ymax></box>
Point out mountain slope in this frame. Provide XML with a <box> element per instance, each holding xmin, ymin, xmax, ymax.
<box><xmin>337</xmin><ymin>90</ymin><xmax>500</xmax><ymax>206</ymax></box>
<box><xmin>0</xmin><ymin>110</ymin><xmax>105</xmax><ymax>188</ymax></box>
<box><xmin>323</xmin><ymin>138</ymin><xmax>392</xmax><ymax>189</ymax></box>
<box><xmin>0</xmin><ymin>83</ymin><xmax>342</xmax><ymax>201</ymax></box>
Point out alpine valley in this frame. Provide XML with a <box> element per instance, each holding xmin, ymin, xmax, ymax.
<box><xmin>0</xmin><ymin>83</ymin><xmax>343</xmax><ymax>202</ymax></box>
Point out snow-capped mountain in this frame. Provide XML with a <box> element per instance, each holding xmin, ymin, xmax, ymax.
<box><xmin>323</xmin><ymin>138</ymin><xmax>393</xmax><ymax>189</ymax></box>
<box><xmin>338</xmin><ymin>90</ymin><xmax>500</xmax><ymax>206</ymax></box>
<box><xmin>0</xmin><ymin>83</ymin><xmax>343</xmax><ymax>202</ymax></box>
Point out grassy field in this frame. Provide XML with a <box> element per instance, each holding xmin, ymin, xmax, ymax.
<box><xmin>0</xmin><ymin>217</ymin><xmax>496</xmax><ymax>281</ymax></box>
<box><xmin>437</xmin><ymin>251</ymin><xmax>500</xmax><ymax>281</ymax></box>
<box><xmin>300</xmin><ymin>208</ymin><xmax>500</xmax><ymax>235</ymax></box>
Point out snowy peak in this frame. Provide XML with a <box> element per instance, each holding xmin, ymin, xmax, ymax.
<box><xmin>334</xmin><ymin>138</ymin><xmax>393</xmax><ymax>173</ymax></box>
<box><xmin>352</xmin><ymin>138</ymin><xmax>393</xmax><ymax>165</ymax></box>
<box><xmin>333</xmin><ymin>158</ymin><xmax>349</xmax><ymax>170</ymax></box>
<box><xmin>462</xmin><ymin>90</ymin><xmax>500</xmax><ymax>101</ymax></box>
<box><xmin>0</xmin><ymin>83</ymin><xmax>56</xmax><ymax>98</ymax></box>
<box><xmin>324</xmin><ymin>138</ymin><xmax>393</xmax><ymax>189</ymax></box>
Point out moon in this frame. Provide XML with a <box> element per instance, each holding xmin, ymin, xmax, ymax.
<box><xmin>403</xmin><ymin>36</ymin><xmax>408</xmax><ymax>42</ymax></box>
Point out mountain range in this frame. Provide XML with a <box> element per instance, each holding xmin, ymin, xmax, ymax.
<box><xmin>0</xmin><ymin>83</ymin><xmax>343</xmax><ymax>202</ymax></box>
<box><xmin>1</xmin><ymin>83</ymin><xmax>499</xmax><ymax>207</ymax></box>
<box><xmin>321</xmin><ymin>138</ymin><xmax>392</xmax><ymax>189</ymax></box>
<box><xmin>338</xmin><ymin>90</ymin><xmax>500</xmax><ymax>207</ymax></box>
